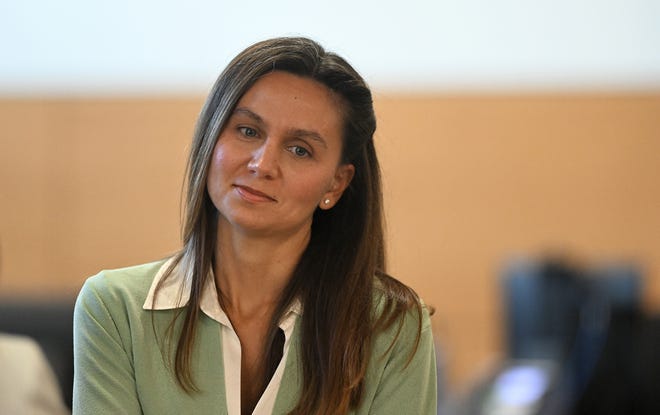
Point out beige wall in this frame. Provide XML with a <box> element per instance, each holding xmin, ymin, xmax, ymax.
<box><xmin>374</xmin><ymin>93</ymin><xmax>660</xmax><ymax>387</ymax></box>
<box><xmin>1</xmin><ymin>94</ymin><xmax>659</xmax><ymax>388</ymax></box>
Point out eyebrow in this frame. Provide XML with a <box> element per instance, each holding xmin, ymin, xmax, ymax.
<box><xmin>232</xmin><ymin>107</ymin><xmax>328</xmax><ymax>148</ymax></box>
<box><xmin>289</xmin><ymin>128</ymin><xmax>327</xmax><ymax>148</ymax></box>
<box><xmin>233</xmin><ymin>108</ymin><xmax>264</xmax><ymax>124</ymax></box>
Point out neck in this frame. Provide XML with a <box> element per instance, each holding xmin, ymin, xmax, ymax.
<box><xmin>213</xmin><ymin>220</ymin><xmax>310</xmax><ymax>319</ymax></box>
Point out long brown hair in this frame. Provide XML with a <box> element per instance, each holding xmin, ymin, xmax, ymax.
<box><xmin>155</xmin><ymin>37</ymin><xmax>423</xmax><ymax>414</ymax></box>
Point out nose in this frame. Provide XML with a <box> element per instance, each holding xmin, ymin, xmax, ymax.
<box><xmin>247</xmin><ymin>139</ymin><xmax>280</xmax><ymax>179</ymax></box>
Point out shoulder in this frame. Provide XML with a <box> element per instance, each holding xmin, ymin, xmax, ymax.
<box><xmin>372</xmin><ymin>274</ymin><xmax>432</xmax><ymax>332</ymax></box>
<box><xmin>77</xmin><ymin>259</ymin><xmax>166</xmax><ymax>307</ymax></box>
<box><xmin>359</xmin><ymin>281</ymin><xmax>437</xmax><ymax>415</ymax></box>
<box><xmin>360</xmin><ymin>275</ymin><xmax>436</xmax><ymax>412</ymax></box>
<box><xmin>0</xmin><ymin>335</ymin><xmax>46</xmax><ymax>397</ymax></box>
<box><xmin>0</xmin><ymin>333</ymin><xmax>42</xmax><ymax>360</ymax></box>
<box><xmin>74</xmin><ymin>259</ymin><xmax>168</xmax><ymax>333</ymax></box>
<box><xmin>370</xmin><ymin>274</ymin><xmax>433</xmax><ymax>359</ymax></box>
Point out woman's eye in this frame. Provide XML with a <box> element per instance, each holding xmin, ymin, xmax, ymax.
<box><xmin>239</xmin><ymin>127</ymin><xmax>258</xmax><ymax>138</ymax></box>
<box><xmin>289</xmin><ymin>146</ymin><xmax>310</xmax><ymax>158</ymax></box>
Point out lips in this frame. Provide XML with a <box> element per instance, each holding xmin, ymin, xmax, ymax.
<box><xmin>233</xmin><ymin>185</ymin><xmax>277</xmax><ymax>202</ymax></box>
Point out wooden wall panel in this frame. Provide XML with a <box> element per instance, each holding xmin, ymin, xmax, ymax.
<box><xmin>0</xmin><ymin>99</ymin><xmax>200</xmax><ymax>296</ymax></box>
<box><xmin>1</xmin><ymin>93</ymin><xmax>659</xmax><ymax>388</ymax></box>
<box><xmin>374</xmin><ymin>94</ymin><xmax>660</xmax><ymax>387</ymax></box>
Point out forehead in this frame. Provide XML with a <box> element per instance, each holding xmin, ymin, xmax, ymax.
<box><xmin>234</xmin><ymin>71</ymin><xmax>345</xmax><ymax>135</ymax></box>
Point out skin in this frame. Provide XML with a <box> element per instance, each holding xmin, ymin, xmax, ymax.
<box><xmin>206</xmin><ymin>71</ymin><xmax>355</xmax><ymax>414</ymax></box>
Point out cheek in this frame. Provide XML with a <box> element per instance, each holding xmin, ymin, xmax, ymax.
<box><xmin>291</xmin><ymin>171</ymin><xmax>335</xmax><ymax>205</ymax></box>
<box><xmin>210</xmin><ymin>141</ymin><xmax>226</xmax><ymax>166</ymax></box>
<box><xmin>208</xmin><ymin>141</ymin><xmax>239</xmax><ymax>177</ymax></box>
<box><xmin>207</xmin><ymin>143</ymin><xmax>230</xmax><ymax>191</ymax></box>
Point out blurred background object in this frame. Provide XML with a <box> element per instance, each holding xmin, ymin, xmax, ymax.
<box><xmin>0</xmin><ymin>332</ymin><xmax>70</xmax><ymax>414</ymax></box>
<box><xmin>0</xmin><ymin>298</ymin><xmax>74</xmax><ymax>410</ymax></box>
<box><xmin>1</xmin><ymin>1</ymin><xmax>659</xmax><ymax>413</ymax></box>
<box><xmin>459</xmin><ymin>258</ymin><xmax>660</xmax><ymax>415</ymax></box>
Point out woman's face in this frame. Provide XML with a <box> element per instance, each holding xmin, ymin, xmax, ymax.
<box><xmin>207</xmin><ymin>71</ymin><xmax>354</xmax><ymax>238</ymax></box>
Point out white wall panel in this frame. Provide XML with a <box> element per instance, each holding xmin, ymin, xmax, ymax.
<box><xmin>1</xmin><ymin>0</ymin><xmax>659</xmax><ymax>94</ymax></box>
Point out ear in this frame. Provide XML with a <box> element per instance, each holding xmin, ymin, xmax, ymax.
<box><xmin>319</xmin><ymin>164</ymin><xmax>355</xmax><ymax>209</ymax></box>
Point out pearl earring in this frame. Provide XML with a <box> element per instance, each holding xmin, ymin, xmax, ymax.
<box><xmin>324</xmin><ymin>199</ymin><xmax>330</xmax><ymax>205</ymax></box>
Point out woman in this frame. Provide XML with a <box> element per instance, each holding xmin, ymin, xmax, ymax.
<box><xmin>73</xmin><ymin>37</ymin><xmax>436</xmax><ymax>415</ymax></box>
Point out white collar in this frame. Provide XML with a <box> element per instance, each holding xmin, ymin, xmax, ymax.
<box><xmin>142</xmin><ymin>258</ymin><xmax>302</xmax><ymax>329</ymax></box>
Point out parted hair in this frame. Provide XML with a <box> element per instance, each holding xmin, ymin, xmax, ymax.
<box><xmin>155</xmin><ymin>37</ymin><xmax>423</xmax><ymax>414</ymax></box>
